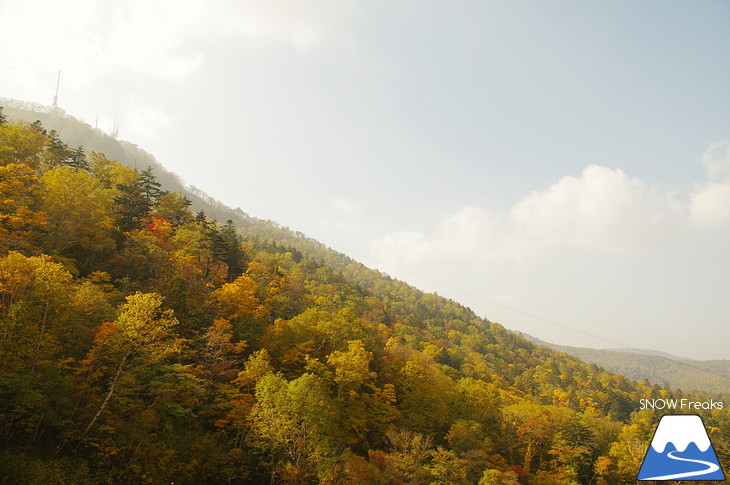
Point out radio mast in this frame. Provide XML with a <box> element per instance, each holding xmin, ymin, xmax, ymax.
<box><xmin>52</xmin><ymin>70</ymin><xmax>61</xmax><ymax>108</ymax></box>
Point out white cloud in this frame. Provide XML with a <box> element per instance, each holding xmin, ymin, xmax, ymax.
<box><xmin>371</xmin><ymin>206</ymin><xmax>517</xmax><ymax>267</ymax></box>
<box><xmin>0</xmin><ymin>0</ymin><xmax>357</xmax><ymax>94</ymax></box>
<box><xmin>104</xmin><ymin>1</ymin><xmax>206</xmax><ymax>79</ymax></box>
<box><xmin>124</xmin><ymin>100</ymin><xmax>172</xmax><ymax>140</ymax></box>
<box><xmin>214</xmin><ymin>1</ymin><xmax>357</xmax><ymax>54</ymax></box>
<box><xmin>372</xmin><ymin>230</ymin><xmax>435</xmax><ymax>266</ymax></box>
<box><xmin>325</xmin><ymin>197</ymin><xmax>360</xmax><ymax>234</ymax></box>
<box><xmin>690</xmin><ymin>183</ymin><xmax>730</xmax><ymax>228</ymax></box>
<box><xmin>0</xmin><ymin>0</ymin><xmax>109</xmax><ymax>92</ymax></box>
<box><xmin>509</xmin><ymin>165</ymin><xmax>684</xmax><ymax>252</ymax></box>
<box><xmin>332</xmin><ymin>196</ymin><xmax>357</xmax><ymax>215</ymax></box>
<box><xmin>0</xmin><ymin>0</ymin><xmax>201</xmax><ymax>90</ymax></box>
<box><xmin>372</xmin><ymin>149</ymin><xmax>730</xmax><ymax>268</ymax></box>
<box><xmin>690</xmin><ymin>141</ymin><xmax>730</xmax><ymax>228</ymax></box>
<box><xmin>701</xmin><ymin>141</ymin><xmax>730</xmax><ymax>183</ymax></box>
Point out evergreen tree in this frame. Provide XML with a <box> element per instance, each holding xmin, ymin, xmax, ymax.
<box><xmin>139</xmin><ymin>166</ymin><xmax>164</xmax><ymax>207</ymax></box>
<box><xmin>219</xmin><ymin>219</ymin><xmax>246</xmax><ymax>281</ymax></box>
<box><xmin>65</xmin><ymin>146</ymin><xmax>90</xmax><ymax>171</ymax></box>
<box><xmin>3</xmin><ymin>108</ymin><xmax>726</xmax><ymax>484</ymax></box>
<box><xmin>114</xmin><ymin>167</ymin><xmax>164</xmax><ymax>231</ymax></box>
<box><xmin>114</xmin><ymin>178</ymin><xmax>148</xmax><ymax>232</ymax></box>
<box><xmin>44</xmin><ymin>130</ymin><xmax>72</xmax><ymax>168</ymax></box>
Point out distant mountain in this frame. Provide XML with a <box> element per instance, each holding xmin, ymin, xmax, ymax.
<box><xmin>522</xmin><ymin>334</ymin><xmax>730</xmax><ymax>395</ymax></box>
<box><xmin>610</xmin><ymin>347</ymin><xmax>692</xmax><ymax>361</ymax></box>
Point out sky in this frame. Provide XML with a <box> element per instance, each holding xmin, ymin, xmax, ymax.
<box><xmin>1</xmin><ymin>1</ymin><xmax>729</xmax><ymax>359</ymax></box>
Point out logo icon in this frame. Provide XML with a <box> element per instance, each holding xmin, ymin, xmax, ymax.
<box><xmin>638</xmin><ymin>414</ymin><xmax>725</xmax><ymax>481</ymax></box>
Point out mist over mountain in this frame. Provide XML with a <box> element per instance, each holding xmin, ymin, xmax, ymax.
<box><xmin>1</xmin><ymin>99</ymin><xmax>728</xmax><ymax>484</ymax></box>
<box><xmin>10</xmin><ymin>96</ymin><xmax>728</xmax><ymax>396</ymax></box>
<box><xmin>522</xmin><ymin>333</ymin><xmax>730</xmax><ymax>394</ymax></box>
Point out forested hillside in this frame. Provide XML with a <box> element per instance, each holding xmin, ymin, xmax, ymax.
<box><xmin>0</xmin><ymin>98</ymin><xmax>245</xmax><ymax>224</ymax></box>
<box><xmin>524</xmin><ymin>336</ymin><xmax>730</xmax><ymax>395</ymax></box>
<box><xmin>1</xmin><ymin>106</ymin><xmax>728</xmax><ymax>484</ymax></box>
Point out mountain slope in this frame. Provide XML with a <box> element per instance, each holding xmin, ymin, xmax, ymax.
<box><xmin>1</xmin><ymin>99</ymin><xmax>360</xmax><ymax>270</ymax></box>
<box><xmin>1</xmin><ymin>98</ymin><xmax>246</xmax><ymax>222</ymax></box>
<box><xmin>8</xmin><ymin>98</ymin><xmax>726</xmax><ymax>396</ymax></box>
<box><xmin>523</xmin><ymin>334</ymin><xmax>730</xmax><ymax>394</ymax></box>
<box><xmin>2</xmin><ymin>100</ymin><xmax>728</xmax><ymax>484</ymax></box>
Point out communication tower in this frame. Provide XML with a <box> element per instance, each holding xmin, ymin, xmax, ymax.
<box><xmin>52</xmin><ymin>71</ymin><xmax>61</xmax><ymax>109</ymax></box>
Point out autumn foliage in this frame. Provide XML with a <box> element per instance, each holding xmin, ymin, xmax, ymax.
<box><xmin>0</xmin><ymin>109</ymin><xmax>727</xmax><ymax>484</ymax></box>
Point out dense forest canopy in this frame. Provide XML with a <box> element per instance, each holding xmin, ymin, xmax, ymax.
<box><xmin>0</xmin><ymin>106</ymin><xmax>727</xmax><ymax>484</ymax></box>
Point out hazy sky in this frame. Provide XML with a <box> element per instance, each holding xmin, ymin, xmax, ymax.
<box><xmin>2</xmin><ymin>1</ymin><xmax>729</xmax><ymax>359</ymax></box>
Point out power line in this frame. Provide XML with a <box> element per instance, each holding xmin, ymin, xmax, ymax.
<box><xmin>320</xmin><ymin>242</ymin><xmax>730</xmax><ymax>386</ymax></box>
<box><xmin>321</xmin><ymin>242</ymin><xmax>632</xmax><ymax>348</ymax></box>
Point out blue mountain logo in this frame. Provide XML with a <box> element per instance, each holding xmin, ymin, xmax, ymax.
<box><xmin>638</xmin><ymin>414</ymin><xmax>725</xmax><ymax>481</ymax></box>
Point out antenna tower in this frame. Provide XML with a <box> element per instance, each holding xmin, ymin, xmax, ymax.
<box><xmin>52</xmin><ymin>70</ymin><xmax>61</xmax><ymax>108</ymax></box>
